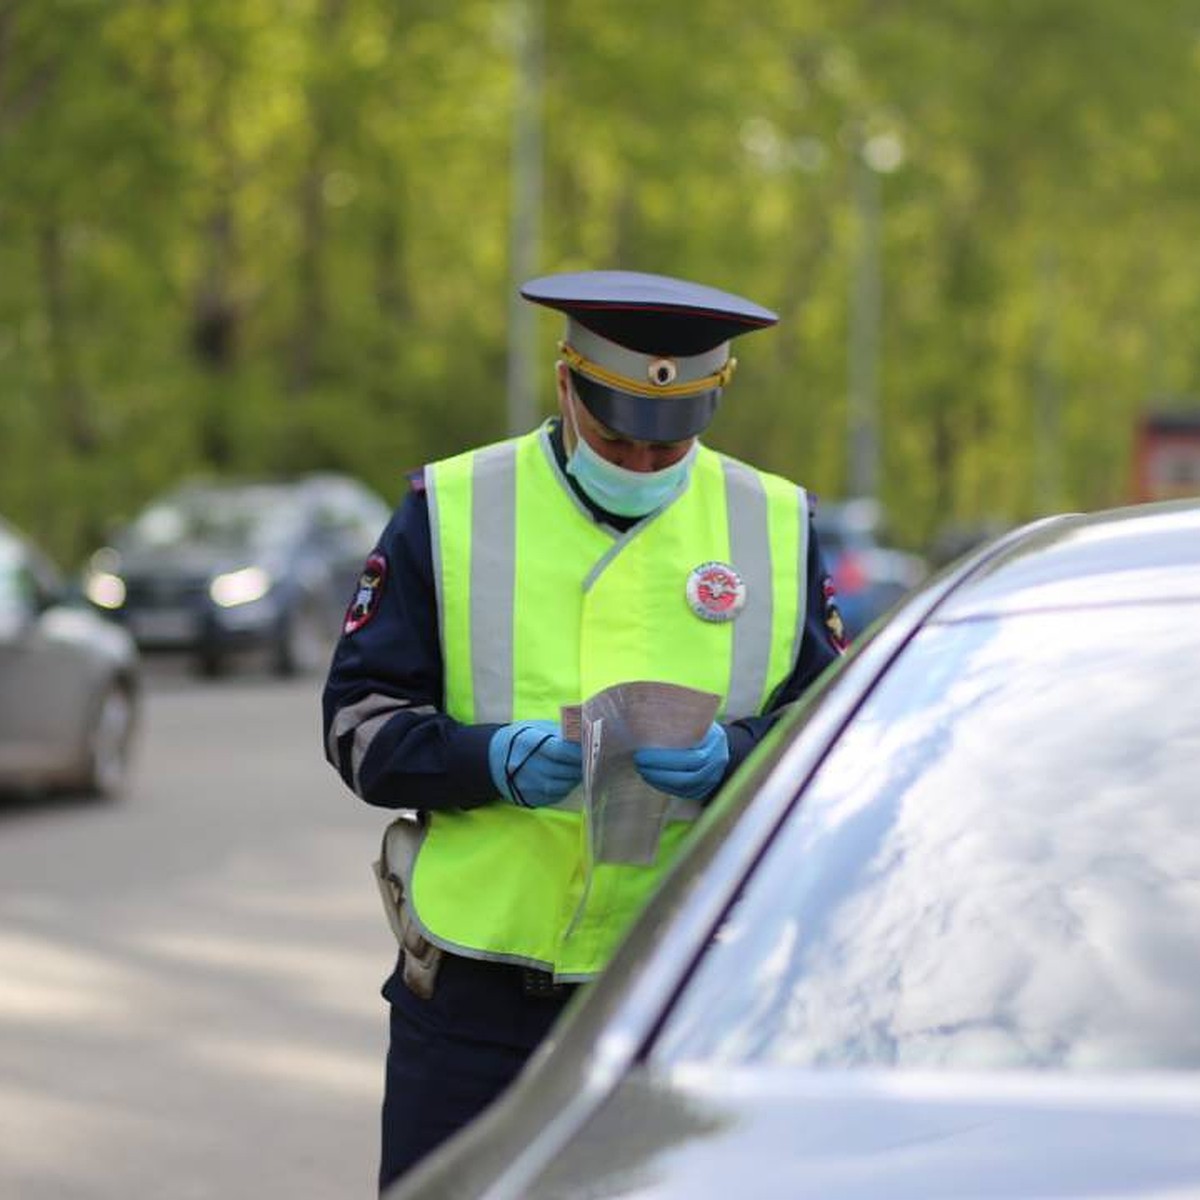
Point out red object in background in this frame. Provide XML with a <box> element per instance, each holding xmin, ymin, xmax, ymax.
<box><xmin>1133</xmin><ymin>412</ymin><xmax>1200</xmax><ymax>502</ymax></box>
<box><xmin>832</xmin><ymin>551</ymin><xmax>868</xmax><ymax>597</ymax></box>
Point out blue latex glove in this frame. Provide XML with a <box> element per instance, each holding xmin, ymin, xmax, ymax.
<box><xmin>633</xmin><ymin>722</ymin><xmax>730</xmax><ymax>802</ymax></box>
<box><xmin>488</xmin><ymin>719</ymin><xmax>583</xmax><ymax>808</ymax></box>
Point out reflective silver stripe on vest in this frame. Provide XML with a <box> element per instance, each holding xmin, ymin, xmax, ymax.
<box><xmin>469</xmin><ymin>441</ymin><xmax>518</xmax><ymax>723</ymax></box>
<box><xmin>721</xmin><ymin>457</ymin><xmax>774</xmax><ymax>718</ymax></box>
<box><xmin>326</xmin><ymin>693</ymin><xmax>437</xmax><ymax>794</ymax></box>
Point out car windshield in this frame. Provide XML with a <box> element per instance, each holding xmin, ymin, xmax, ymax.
<box><xmin>654</xmin><ymin>602</ymin><xmax>1200</xmax><ymax>1073</ymax></box>
<box><xmin>120</xmin><ymin>487</ymin><xmax>302</xmax><ymax>553</ymax></box>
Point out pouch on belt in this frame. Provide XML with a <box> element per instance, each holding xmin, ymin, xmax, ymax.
<box><xmin>373</xmin><ymin>814</ymin><xmax>443</xmax><ymax>1000</ymax></box>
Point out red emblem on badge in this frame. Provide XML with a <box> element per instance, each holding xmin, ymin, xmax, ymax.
<box><xmin>343</xmin><ymin>552</ymin><xmax>387</xmax><ymax>635</ymax></box>
<box><xmin>686</xmin><ymin>561</ymin><xmax>746</xmax><ymax>623</ymax></box>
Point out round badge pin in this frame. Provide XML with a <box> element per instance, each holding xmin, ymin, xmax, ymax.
<box><xmin>686</xmin><ymin>561</ymin><xmax>746</xmax><ymax>623</ymax></box>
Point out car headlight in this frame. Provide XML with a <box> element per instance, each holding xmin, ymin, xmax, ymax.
<box><xmin>210</xmin><ymin>566</ymin><xmax>272</xmax><ymax>608</ymax></box>
<box><xmin>86</xmin><ymin>571</ymin><xmax>127</xmax><ymax>610</ymax></box>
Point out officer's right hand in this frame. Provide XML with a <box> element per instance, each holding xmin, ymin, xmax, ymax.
<box><xmin>488</xmin><ymin>720</ymin><xmax>583</xmax><ymax>808</ymax></box>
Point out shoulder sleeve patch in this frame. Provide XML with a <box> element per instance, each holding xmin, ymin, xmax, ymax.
<box><xmin>343</xmin><ymin>551</ymin><xmax>388</xmax><ymax>635</ymax></box>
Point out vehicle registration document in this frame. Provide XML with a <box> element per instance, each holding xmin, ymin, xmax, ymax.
<box><xmin>562</xmin><ymin>681</ymin><xmax>720</xmax><ymax>866</ymax></box>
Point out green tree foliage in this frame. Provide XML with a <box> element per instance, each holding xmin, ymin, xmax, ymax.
<box><xmin>1</xmin><ymin>0</ymin><xmax>1198</xmax><ymax>565</ymax></box>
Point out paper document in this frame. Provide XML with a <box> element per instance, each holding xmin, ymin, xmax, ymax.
<box><xmin>562</xmin><ymin>681</ymin><xmax>720</xmax><ymax>866</ymax></box>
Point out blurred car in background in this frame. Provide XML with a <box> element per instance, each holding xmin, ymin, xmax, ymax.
<box><xmin>390</xmin><ymin>496</ymin><xmax>1200</xmax><ymax>1200</ymax></box>
<box><xmin>83</xmin><ymin>472</ymin><xmax>392</xmax><ymax>677</ymax></box>
<box><xmin>813</xmin><ymin>496</ymin><xmax>927</xmax><ymax>640</ymax></box>
<box><xmin>0</xmin><ymin>517</ymin><xmax>140</xmax><ymax>798</ymax></box>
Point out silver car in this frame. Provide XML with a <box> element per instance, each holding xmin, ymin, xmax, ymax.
<box><xmin>390</xmin><ymin>496</ymin><xmax>1200</xmax><ymax>1200</ymax></box>
<box><xmin>0</xmin><ymin>518</ymin><xmax>140</xmax><ymax>797</ymax></box>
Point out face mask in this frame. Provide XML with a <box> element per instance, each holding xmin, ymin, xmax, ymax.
<box><xmin>565</xmin><ymin>392</ymin><xmax>697</xmax><ymax>517</ymax></box>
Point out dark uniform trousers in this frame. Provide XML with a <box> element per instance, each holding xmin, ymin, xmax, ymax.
<box><xmin>378</xmin><ymin>949</ymin><xmax>579</xmax><ymax>1193</ymax></box>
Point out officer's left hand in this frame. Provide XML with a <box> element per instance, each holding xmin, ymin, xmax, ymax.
<box><xmin>633</xmin><ymin>722</ymin><xmax>730</xmax><ymax>802</ymax></box>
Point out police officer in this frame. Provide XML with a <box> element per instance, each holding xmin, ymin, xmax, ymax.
<box><xmin>322</xmin><ymin>269</ymin><xmax>845</xmax><ymax>1193</ymax></box>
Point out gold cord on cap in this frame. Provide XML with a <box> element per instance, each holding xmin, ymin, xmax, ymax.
<box><xmin>558</xmin><ymin>340</ymin><xmax>737</xmax><ymax>399</ymax></box>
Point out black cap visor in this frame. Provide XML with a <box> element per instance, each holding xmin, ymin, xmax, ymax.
<box><xmin>573</xmin><ymin>372</ymin><xmax>720</xmax><ymax>442</ymax></box>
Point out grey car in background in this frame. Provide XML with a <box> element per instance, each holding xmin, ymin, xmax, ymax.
<box><xmin>82</xmin><ymin>472</ymin><xmax>391</xmax><ymax>678</ymax></box>
<box><xmin>389</xmin><ymin>496</ymin><xmax>1200</xmax><ymax>1200</ymax></box>
<box><xmin>0</xmin><ymin>518</ymin><xmax>140</xmax><ymax>798</ymax></box>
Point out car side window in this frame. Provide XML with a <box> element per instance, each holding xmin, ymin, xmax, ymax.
<box><xmin>0</xmin><ymin>562</ymin><xmax>28</xmax><ymax>615</ymax></box>
<box><xmin>312</xmin><ymin>502</ymin><xmax>351</xmax><ymax>536</ymax></box>
<box><xmin>651</xmin><ymin>605</ymin><xmax>1200</xmax><ymax>1074</ymax></box>
<box><xmin>0</xmin><ymin>555</ymin><xmax>43</xmax><ymax>637</ymax></box>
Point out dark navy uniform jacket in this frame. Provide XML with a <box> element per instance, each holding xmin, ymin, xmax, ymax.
<box><xmin>323</xmin><ymin>421</ymin><xmax>844</xmax><ymax>812</ymax></box>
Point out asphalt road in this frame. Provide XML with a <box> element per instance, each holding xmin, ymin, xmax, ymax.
<box><xmin>0</xmin><ymin>662</ymin><xmax>397</xmax><ymax>1199</ymax></box>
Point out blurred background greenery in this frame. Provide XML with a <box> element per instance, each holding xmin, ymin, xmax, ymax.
<box><xmin>2</xmin><ymin>0</ymin><xmax>1199</xmax><ymax>568</ymax></box>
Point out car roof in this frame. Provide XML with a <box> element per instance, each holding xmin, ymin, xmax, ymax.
<box><xmin>932</xmin><ymin>497</ymin><xmax>1200</xmax><ymax>622</ymax></box>
<box><xmin>141</xmin><ymin>472</ymin><xmax>387</xmax><ymax>514</ymax></box>
<box><xmin>0</xmin><ymin>518</ymin><xmax>22</xmax><ymax>556</ymax></box>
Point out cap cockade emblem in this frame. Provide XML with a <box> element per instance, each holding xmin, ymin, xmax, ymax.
<box><xmin>647</xmin><ymin>357</ymin><xmax>678</xmax><ymax>387</ymax></box>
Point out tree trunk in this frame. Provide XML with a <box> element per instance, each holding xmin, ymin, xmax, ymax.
<box><xmin>38</xmin><ymin>219</ymin><xmax>95</xmax><ymax>453</ymax></box>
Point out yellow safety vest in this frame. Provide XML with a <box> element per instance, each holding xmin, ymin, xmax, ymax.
<box><xmin>408</xmin><ymin>422</ymin><xmax>808</xmax><ymax>980</ymax></box>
